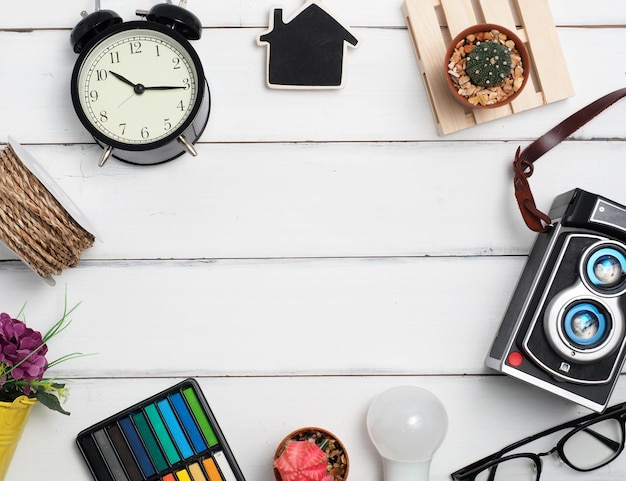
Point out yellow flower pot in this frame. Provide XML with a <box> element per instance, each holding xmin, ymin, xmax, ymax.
<box><xmin>0</xmin><ymin>396</ymin><xmax>37</xmax><ymax>481</ymax></box>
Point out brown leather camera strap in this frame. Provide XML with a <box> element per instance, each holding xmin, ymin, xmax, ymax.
<box><xmin>513</xmin><ymin>87</ymin><xmax>626</xmax><ymax>232</ymax></box>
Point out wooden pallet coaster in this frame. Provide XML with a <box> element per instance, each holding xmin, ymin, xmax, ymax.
<box><xmin>402</xmin><ymin>0</ymin><xmax>574</xmax><ymax>135</ymax></box>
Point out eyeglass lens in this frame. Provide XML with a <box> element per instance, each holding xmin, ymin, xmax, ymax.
<box><xmin>471</xmin><ymin>418</ymin><xmax>623</xmax><ymax>480</ymax></box>
<box><xmin>473</xmin><ymin>456</ymin><xmax>538</xmax><ymax>481</ymax></box>
<box><xmin>562</xmin><ymin>418</ymin><xmax>623</xmax><ymax>470</ymax></box>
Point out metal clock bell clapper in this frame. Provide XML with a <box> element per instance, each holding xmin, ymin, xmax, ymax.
<box><xmin>70</xmin><ymin>0</ymin><xmax>211</xmax><ymax>166</ymax></box>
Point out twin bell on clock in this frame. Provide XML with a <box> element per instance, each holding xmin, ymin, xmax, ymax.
<box><xmin>70</xmin><ymin>1</ymin><xmax>211</xmax><ymax>166</ymax></box>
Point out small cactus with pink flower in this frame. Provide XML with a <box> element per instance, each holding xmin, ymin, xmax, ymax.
<box><xmin>273</xmin><ymin>428</ymin><xmax>349</xmax><ymax>481</ymax></box>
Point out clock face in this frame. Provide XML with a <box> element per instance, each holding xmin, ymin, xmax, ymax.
<box><xmin>73</xmin><ymin>23</ymin><xmax>203</xmax><ymax>149</ymax></box>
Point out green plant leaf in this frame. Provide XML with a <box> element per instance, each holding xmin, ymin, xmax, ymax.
<box><xmin>35</xmin><ymin>391</ymin><xmax>70</xmax><ymax>415</ymax></box>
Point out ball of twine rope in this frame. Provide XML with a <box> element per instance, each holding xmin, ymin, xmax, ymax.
<box><xmin>0</xmin><ymin>145</ymin><xmax>95</xmax><ymax>278</ymax></box>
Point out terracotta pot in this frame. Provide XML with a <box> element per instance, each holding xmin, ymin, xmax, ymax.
<box><xmin>0</xmin><ymin>396</ymin><xmax>37</xmax><ymax>481</ymax></box>
<box><xmin>273</xmin><ymin>427</ymin><xmax>349</xmax><ymax>481</ymax></box>
<box><xmin>444</xmin><ymin>23</ymin><xmax>531</xmax><ymax>109</ymax></box>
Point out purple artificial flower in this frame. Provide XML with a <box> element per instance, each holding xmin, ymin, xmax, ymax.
<box><xmin>0</xmin><ymin>313</ymin><xmax>48</xmax><ymax>391</ymax></box>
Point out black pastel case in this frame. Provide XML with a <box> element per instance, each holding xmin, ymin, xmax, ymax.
<box><xmin>76</xmin><ymin>378</ymin><xmax>246</xmax><ymax>481</ymax></box>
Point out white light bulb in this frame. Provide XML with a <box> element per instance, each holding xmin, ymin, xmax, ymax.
<box><xmin>367</xmin><ymin>386</ymin><xmax>448</xmax><ymax>481</ymax></box>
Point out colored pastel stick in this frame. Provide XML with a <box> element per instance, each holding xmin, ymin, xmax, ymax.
<box><xmin>80</xmin><ymin>434</ymin><xmax>114</xmax><ymax>481</ymax></box>
<box><xmin>177</xmin><ymin>468</ymin><xmax>192</xmax><ymax>481</ymax></box>
<box><xmin>145</xmin><ymin>404</ymin><xmax>181</xmax><ymax>465</ymax></box>
<box><xmin>106</xmin><ymin>424</ymin><xmax>143</xmax><ymax>481</ymax></box>
<box><xmin>131</xmin><ymin>411</ymin><xmax>168</xmax><ymax>471</ymax></box>
<box><xmin>118</xmin><ymin>417</ymin><xmax>156</xmax><ymax>477</ymax></box>
<box><xmin>170</xmin><ymin>392</ymin><xmax>207</xmax><ymax>453</ymax></box>
<box><xmin>182</xmin><ymin>387</ymin><xmax>219</xmax><ymax>447</ymax></box>
<box><xmin>157</xmin><ymin>398</ymin><xmax>194</xmax><ymax>459</ymax></box>
<box><xmin>93</xmin><ymin>429</ymin><xmax>129</xmax><ymax>481</ymax></box>
<box><xmin>162</xmin><ymin>474</ymin><xmax>176</xmax><ymax>481</ymax></box>
<box><xmin>214</xmin><ymin>451</ymin><xmax>237</xmax><ymax>481</ymax></box>
<box><xmin>202</xmin><ymin>457</ymin><xmax>223</xmax><ymax>481</ymax></box>
<box><xmin>189</xmin><ymin>462</ymin><xmax>207</xmax><ymax>481</ymax></box>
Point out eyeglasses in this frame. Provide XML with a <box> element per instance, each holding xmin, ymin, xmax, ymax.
<box><xmin>450</xmin><ymin>401</ymin><xmax>626</xmax><ymax>480</ymax></box>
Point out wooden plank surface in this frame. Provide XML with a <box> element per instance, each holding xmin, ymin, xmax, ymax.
<box><xmin>0</xmin><ymin>0</ymin><xmax>624</xmax><ymax>28</ymax></box>
<box><xmin>1</xmin><ymin>1</ymin><xmax>626</xmax><ymax>481</ymax></box>
<box><xmin>0</xmin><ymin>28</ymin><xmax>625</xmax><ymax>143</ymax></box>
<box><xmin>0</xmin><ymin>256</ymin><xmax>526</xmax><ymax>376</ymax></box>
<box><xmin>517</xmin><ymin>0</ymin><xmax>575</xmax><ymax>102</ymax></box>
<box><xmin>1</xmin><ymin>141</ymin><xmax>625</xmax><ymax>262</ymax></box>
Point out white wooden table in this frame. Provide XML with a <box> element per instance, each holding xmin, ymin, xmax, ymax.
<box><xmin>1</xmin><ymin>1</ymin><xmax>626</xmax><ymax>480</ymax></box>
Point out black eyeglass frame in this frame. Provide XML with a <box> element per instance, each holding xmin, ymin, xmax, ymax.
<box><xmin>450</xmin><ymin>401</ymin><xmax>626</xmax><ymax>480</ymax></box>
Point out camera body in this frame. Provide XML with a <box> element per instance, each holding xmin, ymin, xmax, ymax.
<box><xmin>487</xmin><ymin>189</ymin><xmax>626</xmax><ymax>412</ymax></box>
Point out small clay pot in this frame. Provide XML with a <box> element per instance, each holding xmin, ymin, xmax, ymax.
<box><xmin>273</xmin><ymin>427</ymin><xmax>349</xmax><ymax>481</ymax></box>
<box><xmin>444</xmin><ymin>23</ymin><xmax>531</xmax><ymax>109</ymax></box>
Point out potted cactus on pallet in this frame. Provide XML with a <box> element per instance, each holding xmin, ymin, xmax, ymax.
<box><xmin>445</xmin><ymin>23</ymin><xmax>530</xmax><ymax>108</ymax></box>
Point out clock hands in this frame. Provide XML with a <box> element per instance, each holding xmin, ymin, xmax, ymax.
<box><xmin>109</xmin><ymin>70</ymin><xmax>147</xmax><ymax>94</ymax></box>
<box><xmin>109</xmin><ymin>70</ymin><xmax>135</xmax><ymax>88</ymax></box>
<box><xmin>117</xmin><ymin>93</ymin><xmax>136</xmax><ymax>109</ymax></box>
<box><xmin>109</xmin><ymin>70</ymin><xmax>186</xmax><ymax>94</ymax></box>
<box><xmin>144</xmin><ymin>85</ymin><xmax>188</xmax><ymax>90</ymax></box>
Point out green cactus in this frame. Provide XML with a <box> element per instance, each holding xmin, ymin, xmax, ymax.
<box><xmin>466</xmin><ymin>41</ymin><xmax>512</xmax><ymax>87</ymax></box>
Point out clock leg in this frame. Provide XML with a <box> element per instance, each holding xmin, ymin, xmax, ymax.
<box><xmin>98</xmin><ymin>145</ymin><xmax>114</xmax><ymax>167</ymax></box>
<box><xmin>177</xmin><ymin>135</ymin><xmax>198</xmax><ymax>157</ymax></box>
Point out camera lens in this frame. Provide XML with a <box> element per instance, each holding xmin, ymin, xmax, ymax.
<box><xmin>584</xmin><ymin>245</ymin><xmax>626</xmax><ymax>293</ymax></box>
<box><xmin>563</xmin><ymin>302</ymin><xmax>608</xmax><ymax>348</ymax></box>
<box><xmin>594</xmin><ymin>255</ymin><xmax>622</xmax><ymax>286</ymax></box>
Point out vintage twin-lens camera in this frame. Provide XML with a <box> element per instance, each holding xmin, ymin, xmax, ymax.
<box><xmin>486</xmin><ymin>189</ymin><xmax>626</xmax><ymax>412</ymax></box>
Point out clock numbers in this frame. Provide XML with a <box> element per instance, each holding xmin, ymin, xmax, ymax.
<box><xmin>177</xmin><ymin>101</ymin><xmax>185</xmax><ymax>112</ymax></box>
<box><xmin>96</xmin><ymin>69</ymin><xmax>108</xmax><ymax>81</ymax></box>
<box><xmin>164</xmin><ymin>119</ymin><xmax>172</xmax><ymax>130</ymax></box>
<box><xmin>155</xmin><ymin>45</ymin><xmax>161</xmax><ymax>57</ymax></box>
<box><xmin>130</xmin><ymin>41</ymin><xmax>142</xmax><ymax>54</ymax></box>
<box><xmin>141</xmin><ymin>127</ymin><xmax>150</xmax><ymax>139</ymax></box>
<box><xmin>100</xmin><ymin>111</ymin><xmax>108</xmax><ymax>122</ymax></box>
<box><xmin>110</xmin><ymin>51</ymin><xmax>120</xmax><ymax>64</ymax></box>
<box><xmin>172</xmin><ymin>58</ymin><xmax>181</xmax><ymax>70</ymax></box>
<box><xmin>119</xmin><ymin>123</ymin><xmax>126</xmax><ymax>135</ymax></box>
<box><xmin>89</xmin><ymin>90</ymin><xmax>99</xmax><ymax>102</ymax></box>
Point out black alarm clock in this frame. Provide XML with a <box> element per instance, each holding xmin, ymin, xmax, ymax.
<box><xmin>70</xmin><ymin>1</ymin><xmax>210</xmax><ymax>166</ymax></box>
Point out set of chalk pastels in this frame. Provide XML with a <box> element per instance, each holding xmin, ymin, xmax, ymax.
<box><xmin>77</xmin><ymin>378</ymin><xmax>246</xmax><ymax>481</ymax></box>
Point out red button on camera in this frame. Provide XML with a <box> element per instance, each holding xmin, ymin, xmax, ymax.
<box><xmin>507</xmin><ymin>351</ymin><xmax>523</xmax><ymax>367</ymax></box>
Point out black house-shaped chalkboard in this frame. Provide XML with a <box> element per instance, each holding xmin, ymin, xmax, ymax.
<box><xmin>258</xmin><ymin>2</ymin><xmax>359</xmax><ymax>88</ymax></box>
